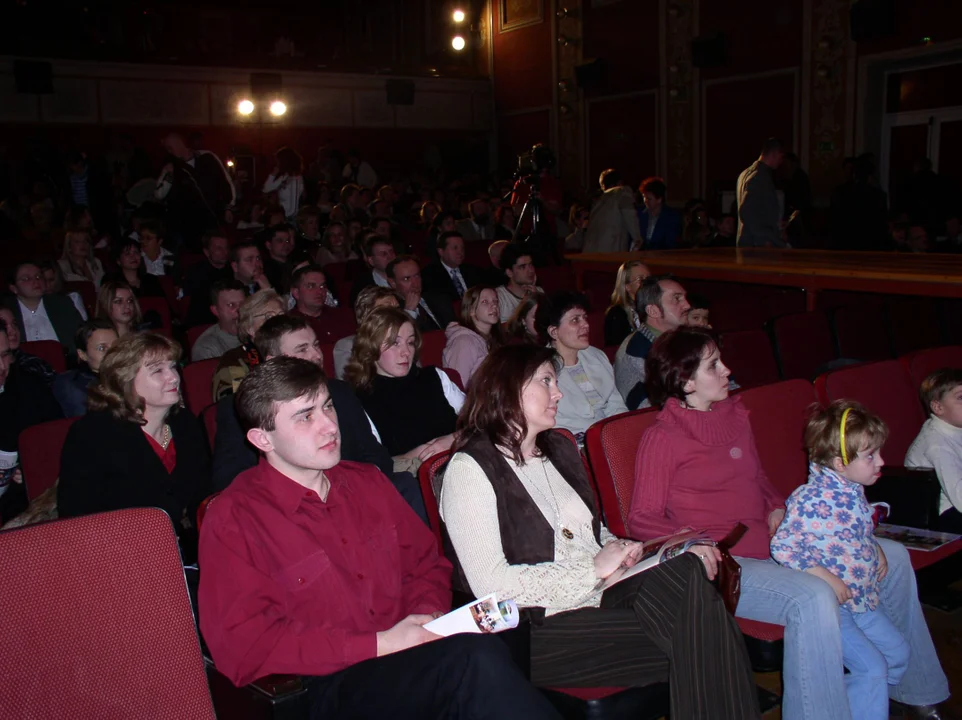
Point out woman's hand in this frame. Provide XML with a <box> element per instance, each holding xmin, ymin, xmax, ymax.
<box><xmin>594</xmin><ymin>539</ymin><xmax>644</xmax><ymax>580</ymax></box>
<box><xmin>686</xmin><ymin>544</ymin><xmax>722</xmax><ymax>580</ymax></box>
<box><xmin>768</xmin><ymin>508</ymin><xmax>785</xmax><ymax>537</ymax></box>
<box><xmin>417</xmin><ymin>434</ymin><xmax>456</xmax><ymax>461</ymax></box>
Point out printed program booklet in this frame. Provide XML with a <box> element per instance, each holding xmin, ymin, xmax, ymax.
<box><xmin>425</xmin><ymin>593</ymin><xmax>520</xmax><ymax>636</ymax></box>
<box><xmin>874</xmin><ymin>523</ymin><xmax>961</xmax><ymax>552</ymax></box>
<box><xmin>600</xmin><ymin>530</ymin><xmax>715</xmax><ymax>590</ymax></box>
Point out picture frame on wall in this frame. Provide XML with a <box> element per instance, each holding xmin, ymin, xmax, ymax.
<box><xmin>498</xmin><ymin>0</ymin><xmax>543</xmax><ymax>33</ymax></box>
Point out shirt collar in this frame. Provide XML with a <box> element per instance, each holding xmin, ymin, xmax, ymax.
<box><xmin>808</xmin><ymin>462</ymin><xmax>860</xmax><ymax>491</ymax></box>
<box><xmin>932</xmin><ymin>414</ymin><xmax>962</xmax><ymax>437</ymax></box>
<box><xmin>441</xmin><ymin>261</ymin><xmax>458</xmax><ymax>274</ymax></box>
<box><xmin>256</xmin><ymin>456</ymin><xmax>342</xmax><ymax>516</ymax></box>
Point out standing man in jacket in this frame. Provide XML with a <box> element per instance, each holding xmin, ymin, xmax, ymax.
<box><xmin>583</xmin><ymin>169</ymin><xmax>641</xmax><ymax>253</ymax></box>
<box><xmin>736</xmin><ymin>138</ymin><xmax>787</xmax><ymax>248</ymax></box>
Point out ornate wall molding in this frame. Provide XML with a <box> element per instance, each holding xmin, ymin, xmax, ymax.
<box><xmin>554</xmin><ymin>0</ymin><xmax>585</xmax><ymax>193</ymax></box>
<box><xmin>663</xmin><ymin>0</ymin><xmax>697</xmax><ymax>199</ymax></box>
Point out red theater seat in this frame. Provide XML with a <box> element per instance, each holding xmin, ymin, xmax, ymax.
<box><xmin>772</xmin><ymin>311</ymin><xmax>836</xmax><ymax>380</ymax></box>
<box><xmin>420</xmin><ymin>330</ymin><xmax>446</xmax><ymax>367</ymax></box>
<box><xmin>20</xmin><ymin>417</ymin><xmax>78</xmax><ymax>500</ymax></box>
<box><xmin>182</xmin><ymin>358</ymin><xmax>219</xmax><ymax>416</ymax></box>
<box><xmin>901</xmin><ymin>346</ymin><xmax>962</xmax><ymax>391</ymax></box>
<box><xmin>20</xmin><ymin>340</ymin><xmax>67</xmax><ymax>373</ymax></box>
<box><xmin>832</xmin><ymin>305</ymin><xmax>892</xmax><ymax>361</ymax></box>
<box><xmin>719</xmin><ymin>330</ymin><xmax>780</xmax><ymax>389</ymax></box>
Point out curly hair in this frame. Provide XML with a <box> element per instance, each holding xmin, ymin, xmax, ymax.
<box><xmin>344</xmin><ymin>307</ymin><xmax>421</xmax><ymax>394</ymax></box>
<box><xmin>88</xmin><ymin>332</ymin><xmax>182</xmax><ymax>424</ymax></box>
<box><xmin>460</xmin><ymin>286</ymin><xmax>505</xmax><ymax>351</ymax></box>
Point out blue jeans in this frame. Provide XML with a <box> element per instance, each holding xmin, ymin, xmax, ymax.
<box><xmin>735</xmin><ymin>539</ymin><xmax>948</xmax><ymax>720</ymax></box>
<box><xmin>841</xmin><ymin>606</ymin><xmax>909</xmax><ymax>720</ymax></box>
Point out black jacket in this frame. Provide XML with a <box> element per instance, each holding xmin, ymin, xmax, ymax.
<box><xmin>211</xmin><ymin>377</ymin><xmax>393</xmax><ymax>491</ymax></box>
<box><xmin>57</xmin><ymin>409</ymin><xmax>211</xmax><ymax>563</ymax></box>
<box><xmin>412</xmin><ymin>293</ymin><xmax>456</xmax><ymax>332</ymax></box>
<box><xmin>3</xmin><ymin>294</ymin><xmax>84</xmax><ymax>355</ymax></box>
<box><xmin>183</xmin><ymin>261</ymin><xmax>234</xmax><ymax>327</ymax></box>
<box><xmin>421</xmin><ymin>262</ymin><xmax>486</xmax><ymax>302</ymax></box>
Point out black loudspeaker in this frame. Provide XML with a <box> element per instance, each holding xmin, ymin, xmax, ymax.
<box><xmin>850</xmin><ymin>0</ymin><xmax>896</xmax><ymax>42</ymax></box>
<box><xmin>386</xmin><ymin>79</ymin><xmax>416</xmax><ymax>105</ymax></box>
<box><xmin>691</xmin><ymin>34</ymin><xmax>726</xmax><ymax>68</ymax></box>
<box><xmin>574</xmin><ymin>59</ymin><xmax>605</xmax><ymax>89</ymax></box>
<box><xmin>250</xmin><ymin>72</ymin><xmax>283</xmax><ymax>97</ymax></box>
<box><xmin>13</xmin><ymin>60</ymin><xmax>53</xmax><ymax>94</ymax></box>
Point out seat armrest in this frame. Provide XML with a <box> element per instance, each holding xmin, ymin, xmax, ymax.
<box><xmin>866</xmin><ymin>466</ymin><xmax>942</xmax><ymax>530</ymax></box>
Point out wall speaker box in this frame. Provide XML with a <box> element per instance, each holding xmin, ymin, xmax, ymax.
<box><xmin>386</xmin><ymin>79</ymin><xmax>416</xmax><ymax>105</ymax></box>
<box><xmin>574</xmin><ymin>59</ymin><xmax>605</xmax><ymax>90</ymax></box>
<box><xmin>691</xmin><ymin>34</ymin><xmax>726</xmax><ymax>68</ymax></box>
<box><xmin>850</xmin><ymin>0</ymin><xmax>896</xmax><ymax>42</ymax></box>
<box><xmin>13</xmin><ymin>60</ymin><xmax>53</xmax><ymax>94</ymax></box>
<box><xmin>250</xmin><ymin>72</ymin><xmax>283</xmax><ymax>97</ymax></box>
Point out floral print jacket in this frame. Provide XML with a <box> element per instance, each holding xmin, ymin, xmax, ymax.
<box><xmin>771</xmin><ymin>463</ymin><xmax>880</xmax><ymax>612</ymax></box>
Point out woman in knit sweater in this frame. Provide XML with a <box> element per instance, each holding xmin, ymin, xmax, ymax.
<box><xmin>440</xmin><ymin>344</ymin><xmax>760</xmax><ymax>720</ymax></box>
<box><xmin>442</xmin><ymin>286</ymin><xmax>504</xmax><ymax>389</ymax></box>
<box><xmin>346</xmin><ymin>307</ymin><xmax>463</xmax><ymax>468</ymax></box>
<box><xmin>627</xmin><ymin>327</ymin><xmax>949</xmax><ymax>720</ymax></box>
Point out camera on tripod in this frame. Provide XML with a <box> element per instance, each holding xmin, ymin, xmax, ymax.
<box><xmin>515</xmin><ymin>143</ymin><xmax>556</xmax><ymax>181</ymax></box>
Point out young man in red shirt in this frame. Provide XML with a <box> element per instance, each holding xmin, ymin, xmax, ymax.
<box><xmin>199</xmin><ymin>357</ymin><xmax>559</xmax><ymax>719</ymax></box>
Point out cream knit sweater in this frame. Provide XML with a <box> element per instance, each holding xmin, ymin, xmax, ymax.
<box><xmin>440</xmin><ymin>452</ymin><xmax>616</xmax><ymax>615</ymax></box>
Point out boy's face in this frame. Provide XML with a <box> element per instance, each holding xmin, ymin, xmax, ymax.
<box><xmin>687</xmin><ymin>308</ymin><xmax>711</xmax><ymax>328</ymax></box>
<box><xmin>933</xmin><ymin>384</ymin><xmax>962</xmax><ymax>429</ymax></box>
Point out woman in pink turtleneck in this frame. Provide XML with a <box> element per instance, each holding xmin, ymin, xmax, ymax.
<box><xmin>627</xmin><ymin>327</ymin><xmax>949</xmax><ymax>720</ymax></box>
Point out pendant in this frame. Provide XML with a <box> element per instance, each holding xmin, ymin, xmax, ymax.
<box><xmin>562</xmin><ymin>528</ymin><xmax>574</xmax><ymax>540</ymax></box>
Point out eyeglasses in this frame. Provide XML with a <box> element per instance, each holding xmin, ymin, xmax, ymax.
<box><xmin>16</xmin><ymin>273</ymin><xmax>43</xmax><ymax>283</ymax></box>
<box><xmin>301</xmin><ymin>282</ymin><xmax>326</xmax><ymax>291</ymax></box>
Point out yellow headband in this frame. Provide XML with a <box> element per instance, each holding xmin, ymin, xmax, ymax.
<box><xmin>840</xmin><ymin>407</ymin><xmax>852</xmax><ymax>465</ymax></box>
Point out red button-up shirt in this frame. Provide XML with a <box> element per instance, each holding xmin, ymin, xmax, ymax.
<box><xmin>199</xmin><ymin>458</ymin><xmax>452</xmax><ymax>686</ymax></box>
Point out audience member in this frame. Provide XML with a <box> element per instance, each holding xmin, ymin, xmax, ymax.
<box><xmin>485</xmin><ymin>240</ymin><xmax>509</xmax><ymax>285</ymax></box>
<box><xmin>0</xmin><ymin>307</ymin><xmax>56</xmax><ymax>385</ymax></box>
<box><xmin>58</xmin><ymin>229</ymin><xmax>105</xmax><ymax>289</ymax></box>
<box><xmin>0</xmin><ymin>318</ymin><xmax>63</xmax><ymax>522</ymax></box>
<box><xmin>262</xmin><ymin>146</ymin><xmax>304</xmax><ymax>220</ymax></box>
<box><xmin>289</xmin><ymin>265</ymin><xmax>338</xmax><ymax>343</ymax></box>
<box><xmin>831</xmin><ymin>155</ymin><xmax>890</xmax><ymax>252</ymax></box>
<box><xmin>58</xmin><ymin>332</ymin><xmax>210</xmax><ymax>562</ymax></box>
<box><xmin>443</xmin><ymin>287</ymin><xmax>504</xmax><ymax>389</ymax></box>
<box><xmin>342</xmin><ymin>147</ymin><xmax>378</xmax><ymax>188</ymax></box>
<box><xmin>156</xmin><ymin>132</ymin><xmax>233</xmax><ymax>241</ymax></box>
<box><xmin>422</xmin><ymin>231</ymin><xmax>484</xmax><ymax>303</ymax></box>
<box><xmin>604</xmin><ymin>260</ymin><xmax>650</xmax><ymax>347</ymax></box>
<box><xmin>340</xmin><ymin>183</ymin><xmax>370</xmax><ymax>226</ymax></box>
<box><xmin>686</xmin><ymin>293</ymin><xmax>712</xmax><ymax>328</ymax></box>
<box><xmin>184</xmin><ymin>232</ymin><xmax>233</xmax><ymax>327</ymax></box>
<box><xmin>427</xmin><ymin>212</ymin><xmax>458</xmax><ymax>260</ymax></box>
<box><xmin>52</xmin><ymin>319</ymin><xmax>118</xmax><ymax>417</ymax></box>
<box><xmin>296</xmin><ymin>206</ymin><xmax>321</xmax><ymax>250</ymax></box>
<box><xmin>440</xmin><ymin>344</ymin><xmax>760</xmax><ymax>718</ymax></box>
<box><xmin>492</xmin><ymin>204</ymin><xmax>516</xmax><ymax>241</ymax></box>
<box><xmin>906</xmin><ymin>369</ymin><xmax>962</xmax><ymax>533</ymax></box>
<box><xmin>636</xmin><ymin>177</ymin><xmax>681</xmax><ymax>250</ymax></box>
<box><xmin>316</xmin><ymin>221</ymin><xmax>358</xmax><ymax>266</ymax></box>
<box><xmin>536</xmin><ymin>291</ymin><xmax>627</xmax><ymax>441</ymax></box>
<box><xmin>935</xmin><ymin>213</ymin><xmax>961</xmax><ymax>253</ymax></box>
<box><xmin>345</xmin><ymin>308</ymin><xmax>463</xmax><ymax>470</ymax></box>
<box><xmin>262</xmin><ymin>224</ymin><xmax>296</xmax><ymax>293</ymax></box>
<box><xmin>95</xmin><ymin>281</ymin><xmax>141</xmax><ymax>338</ymax></box>
<box><xmin>192</xmin><ymin>280</ymin><xmax>246</xmax><ymax>361</ymax></box>
<box><xmin>419</xmin><ymin>200</ymin><xmax>441</xmax><ymax>229</ymax></box>
<box><xmin>211</xmin><ymin>290</ymin><xmax>285</xmax><ymax>401</ymax></box>
<box><xmin>236</xmin><ymin>200</ymin><xmax>265</xmax><ymax>231</ymax></box>
<box><xmin>5</xmin><ymin>261</ymin><xmax>84</xmax><ymax>354</ymax></box>
<box><xmin>583</xmin><ymin>169</ymin><xmax>641</xmax><ymax>253</ymax></box>
<box><xmin>628</xmin><ymin>326</ymin><xmax>949</xmax><ymax>720</ymax></box>
<box><xmin>39</xmin><ymin>260</ymin><xmax>88</xmax><ymax>320</ymax></box>
<box><xmin>108</xmin><ymin>238</ymin><xmax>165</xmax><ymax>298</ymax></box>
<box><xmin>198</xmin><ymin>357</ymin><xmax>556</xmax><ymax>718</ymax></box>
<box><xmin>496</xmin><ymin>244</ymin><xmax>542</xmax><ymax>322</ymax></box>
<box><xmin>681</xmin><ymin>199</ymin><xmax>711</xmax><ymax>248</ymax></box>
<box><xmin>614</xmin><ymin>274</ymin><xmax>690</xmax><ymax>409</ymax></box>
<box><xmin>505</xmin><ymin>292</ymin><xmax>542</xmax><ymax>345</ymax></box>
<box><xmin>231</xmin><ymin>239</ymin><xmax>272</xmax><ymax>295</ymax></box>
<box><xmin>736</xmin><ymin>138</ymin><xmax>786</xmax><ymax>248</ymax></box>
<box><xmin>334</xmin><ymin>286</ymin><xmax>402</xmax><ymax>380</ymax></box>
<box><xmin>456</xmin><ymin>199</ymin><xmax>495</xmax><ymax>243</ymax></box>
<box><xmin>350</xmin><ymin>235</ymin><xmax>397</xmax><ymax>307</ymax></box>
<box><xmin>387</xmin><ymin>255</ymin><xmax>454</xmax><ymax>333</ymax></box>
<box><xmin>710</xmin><ymin>213</ymin><xmax>737</xmax><ymax>247</ymax></box>
<box><xmin>565</xmin><ymin>203</ymin><xmax>589</xmax><ymax>251</ymax></box>
<box><xmin>772</xmin><ymin>401</ymin><xmax>908</xmax><ymax>720</ymax></box>
<box><xmin>139</xmin><ymin>218</ymin><xmax>181</xmax><ymax>281</ymax></box>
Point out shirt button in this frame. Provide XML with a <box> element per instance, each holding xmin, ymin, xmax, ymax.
<box><xmin>304</xmin><ymin>491</ymin><xmax>312</xmax><ymax>497</ymax></box>
<box><xmin>297</xmin><ymin>577</ymin><xmax>304</xmax><ymax>584</ymax></box>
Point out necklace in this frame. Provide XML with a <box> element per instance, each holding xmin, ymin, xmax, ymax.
<box><xmin>522</xmin><ymin>457</ymin><xmax>575</xmax><ymax>541</ymax></box>
<box><xmin>159</xmin><ymin>423</ymin><xmax>171</xmax><ymax>450</ymax></box>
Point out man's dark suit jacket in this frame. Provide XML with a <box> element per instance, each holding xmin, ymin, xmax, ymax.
<box><xmin>421</xmin><ymin>262</ymin><xmax>486</xmax><ymax>302</ymax></box>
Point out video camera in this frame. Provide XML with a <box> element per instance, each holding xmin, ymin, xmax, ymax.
<box><xmin>516</xmin><ymin>143</ymin><xmax>556</xmax><ymax>178</ymax></box>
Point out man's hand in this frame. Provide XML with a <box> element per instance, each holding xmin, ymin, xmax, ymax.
<box><xmin>403</xmin><ymin>290</ymin><xmax>420</xmax><ymax>312</ymax></box>
<box><xmin>376</xmin><ymin>614</ymin><xmax>440</xmax><ymax>657</ymax></box>
<box><xmin>253</xmin><ymin>272</ymin><xmax>272</xmax><ymax>290</ymax></box>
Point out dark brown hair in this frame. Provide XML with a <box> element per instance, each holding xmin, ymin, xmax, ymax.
<box><xmin>254</xmin><ymin>314</ymin><xmax>313</xmax><ymax>360</ymax></box>
<box><xmin>236</xmin><ymin>356</ymin><xmax>328</xmax><ymax>432</ymax></box>
<box><xmin>455</xmin><ymin>345</ymin><xmax>561</xmax><ymax>464</ymax></box>
<box><xmin>645</xmin><ymin>326</ymin><xmax>719</xmax><ymax>407</ymax></box>
<box><xmin>805</xmin><ymin>399</ymin><xmax>888</xmax><ymax>467</ymax></box>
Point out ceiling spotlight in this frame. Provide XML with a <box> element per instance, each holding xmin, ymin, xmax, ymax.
<box><xmin>226</xmin><ymin>159</ymin><xmax>235</xmax><ymax>168</ymax></box>
<box><xmin>269</xmin><ymin>100</ymin><xmax>287</xmax><ymax>116</ymax></box>
<box><xmin>451</xmin><ymin>35</ymin><xmax>466</xmax><ymax>51</ymax></box>
<box><xmin>452</xmin><ymin>9</ymin><xmax>465</xmax><ymax>23</ymax></box>
<box><xmin>237</xmin><ymin>99</ymin><xmax>254</xmax><ymax>115</ymax></box>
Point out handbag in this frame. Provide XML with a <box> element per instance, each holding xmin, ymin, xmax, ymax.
<box><xmin>713</xmin><ymin>522</ymin><xmax>748</xmax><ymax>615</ymax></box>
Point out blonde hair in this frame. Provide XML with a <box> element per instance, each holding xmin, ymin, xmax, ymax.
<box><xmin>354</xmin><ymin>285</ymin><xmax>403</xmax><ymax>324</ymax></box>
<box><xmin>237</xmin><ymin>289</ymin><xmax>284</xmax><ymax>341</ymax></box>
<box><xmin>609</xmin><ymin>260</ymin><xmax>649</xmax><ymax>311</ymax></box>
<box><xmin>61</xmin><ymin>229</ymin><xmax>94</xmax><ymax>263</ymax></box>
<box><xmin>805</xmin><ymin>399</ymin><xmax>889</xmax><ymax>467</ymax></box>
<box><xmin>95</xmin><ymin>281</ymin><xmax>142</xmax><ymax>329</ymax></box>
<box><xmin>344</xmin><ymin>307</ymin><xmax>421</xmax><ymax>393</ymax></box>
<box><xmin>88</xmin><ymin>332</ymin><xmax>182</xmax><ymax>424</ymax></box>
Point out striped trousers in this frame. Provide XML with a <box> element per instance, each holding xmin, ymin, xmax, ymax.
<box><xmin>531</xmin><ymin>553</ymin><xmax>760</xmax><ymax>720</ymax></box>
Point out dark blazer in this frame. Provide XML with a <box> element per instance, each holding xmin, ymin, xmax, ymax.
<box><xmin>603</xmin><ymin>305</ymin><xmax>635</xmax><ymax>348</ymax></box>
<box><xmin>412</xmin><ymin>293</ymin><xmax>456</xmax><ymax>332</ymax></box>
<box><xmin>348</xmin><ymin>269</ymin><xmax>388</xmax><ymax>308</ymax></box>
<box><xmin>184</xmin><ymin>262</ymin><xmax>234</xmax><ymax>327</ymax></box>
<box><xmin>4</xmin><ymin>294</ymin><xmax>84</xmax><ymax>356</ymax></box>
<box><xmin>211</xmin><ymin>378</ymin><xmax>393</xmax><ymax>491</ymax></box>
<box><xmin>52</xmin><ymin>367</ymin><xmax>97</xmax><ymax>418</ymax></box>
<box><xmin>637</xmin><ymin>206</ymin><xmax>682</xmax><ymax>250</ymax></box>
<box><xmin>421</xmin><ymin>262</ymin><xmax>486</xmax><ymax>302</ymax></box>
<box><xmin>57</xmin><ymin>409</ymin><xmax>211</xmax><ymax>563</ymax></box>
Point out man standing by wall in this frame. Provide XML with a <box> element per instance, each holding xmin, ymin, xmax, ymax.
<box><xmin>736</xmin><ymin>138</ymin><xmax>787</xmax><ymax>248</ymax></box>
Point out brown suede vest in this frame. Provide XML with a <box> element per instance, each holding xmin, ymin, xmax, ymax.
<box><xmin>438</xmin><ymin>430</ymin><xmax>602</xmax><ymax>618</ymax></box>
